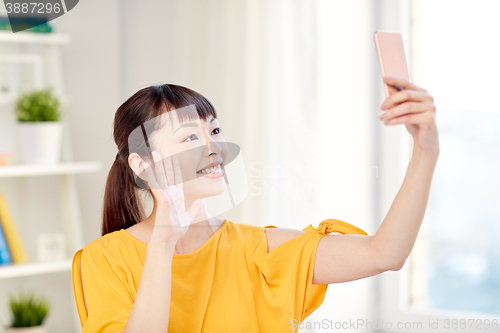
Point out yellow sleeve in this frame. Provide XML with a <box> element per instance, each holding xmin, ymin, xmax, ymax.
<box><xmin>78</xmin><ymin>242</ymin><xmax>134</xmax><ymax>332</ymax></box>
<box><xmin>251</xmin><ymin>219</ymin><xmax>368</xmax><ymax>322</ymax></box>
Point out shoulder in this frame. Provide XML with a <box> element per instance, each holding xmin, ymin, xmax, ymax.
<box><xmin>79</xmin><ymin>230</ymin><xmax>127</xmax><ymax>264</ymax></box>
<box><xmin>76</xmin><ymin>231</ymin><xmax>138</xmax><ymax>287</ymax></box>
<box><xmin>264</xmin><ymin>227</ymin><xmax>306</xmax><ymax>253</ymax></box>
<box><xmin>220</xmin><ymin>220</ymin><xmax>311</xmax><ymax>254</ymax></box>
<box><xmin>225</xmin><ymin>220</ymin><xmax>264</xmax><ymax>235</ymax></box>
<box><xmin>225</xmin><ymin>220</ymin><xmax>307</xmax><ymax>252</ymax></box>
<box><xmin>223</xmin><ymin>220</ymin><xmax>264</xmax><ymax>246</ymax></box>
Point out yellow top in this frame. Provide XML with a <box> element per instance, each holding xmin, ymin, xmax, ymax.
<box><xmin>72</xmin><ymin>218</ymin><xmax>367</xmax><ymax>332</ymax></box>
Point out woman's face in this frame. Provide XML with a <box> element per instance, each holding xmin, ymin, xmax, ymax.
<box><xmin>150</xmin><ymin>110</ymin><xmax>228</xmax><ymax>200</ymax></box>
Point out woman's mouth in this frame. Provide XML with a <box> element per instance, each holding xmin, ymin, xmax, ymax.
<box><xmin>196</xmin><ymin>163</ymin><xmax>224</xmax><ymax>179</ymax></box>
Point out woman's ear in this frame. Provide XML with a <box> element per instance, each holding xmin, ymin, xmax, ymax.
<box><xmin>128</xmin><ymin>152</ymin><xmax>149</xmax><ymax>181</ymax></box>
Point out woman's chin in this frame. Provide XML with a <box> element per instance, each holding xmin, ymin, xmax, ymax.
<box><xmin>198</xmin><ymin>182</ymin><xmax>227</xmax><ymax>197</ymax></box>
<box><xmin>186</xmin><ymin>177</ymin><xmax>227</xmax><ymax>198</ymax></box>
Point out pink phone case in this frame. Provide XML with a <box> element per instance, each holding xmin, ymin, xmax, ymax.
<box><xmin>374</xmin><ymin>31</ymin><xmax>411</xmax><ymax>97</ymax></box>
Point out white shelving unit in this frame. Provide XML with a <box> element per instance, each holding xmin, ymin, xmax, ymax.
<box><xmin>0</xmin><ymin>162</ymin><xmax>100</xmax><ymax>178</ymax></box>
<box><xmin>0</xmin><ymin>259</ymin><xmax>73</xmax><ymax>280</ymax></box>
<box><xmin>0</xmin><ymin>31</ymin><xmax>100</xmax><ymax>333</ymax></box>
<box><xmin>0</xmin><ymin>31</ymin><xmax>71</xmax><ymax>44</ymax></box>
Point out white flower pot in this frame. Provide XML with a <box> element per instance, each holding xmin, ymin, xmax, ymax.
<box><xmin>17</xmin><ymin>122</ymin><xmax>63</xmax><ymax>165</ymax></box>
<box><xmin>3</xmin><ymin>325</ymin><xmax>47</xmax><ymax>333</ymax></box>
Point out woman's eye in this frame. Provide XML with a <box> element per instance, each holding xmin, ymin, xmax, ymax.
<box><xmin>183</xmin><ymin>134</ymin><xmax>197</xmax><ymax>142</ymax></box>
<box><xmin>183</xmin><ymin>128</ymin><xmax>221</xmax><ymax>143</ymax></box>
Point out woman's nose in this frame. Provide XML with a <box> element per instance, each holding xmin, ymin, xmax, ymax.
<box><xmin>204</xmin><ymin>136</ymin><xmax>222</xmax><ymax>156</ymax></box>
<box><xmin>207</xmin><ymin>142</ymin><xmax>222</xmax><ymax>156</ymax></box>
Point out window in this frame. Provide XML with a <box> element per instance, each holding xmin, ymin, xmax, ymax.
<box><xmin>410</xmin><ymin>0</ymin><xmax>500</xmax><ymax>316</ymax></box>
<box><xmin>379</xmin><ymin>1</ymin><xmax>500</xmax><ymax>331</ymax></box>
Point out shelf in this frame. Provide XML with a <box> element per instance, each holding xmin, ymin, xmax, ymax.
<box><xmin>0</xmin><ymin>161</ymin><xmax>101</xmax><ymax>178</ymax></box>
<box><xmin>0</xmin><ymin>95</ymin><xmax>71</xmax><ymax>107</ymax></box>
<box><xmin>0</xmin><ymin>259</ymin><xmax>72</xmax><ymax>279</ymax></box>
<box><xmin>0</xmin><ymin>31</ymin><xmax>70</xmax><ymax>44</ymax></box>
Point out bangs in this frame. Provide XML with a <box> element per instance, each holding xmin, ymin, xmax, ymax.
<box><xmin>152</xmin><ymin>84</ymin><xmax>217</xmax><ymax>124</ymax></box>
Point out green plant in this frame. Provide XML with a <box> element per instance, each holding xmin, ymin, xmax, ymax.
<box><xmin>15</xmin><ymin>87</ymin><xmax>62</xmax><ymax>122</ymax></box>
<box><xmin>7</xmin><ymin>290</ymin><xmax>50</xmax><ymax>327</ymax></box>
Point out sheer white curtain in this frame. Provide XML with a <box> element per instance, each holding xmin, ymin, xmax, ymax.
<box><xmin>261</xmin><ymin>1</ymin><xmax>380</xmax><ymax>328</ymax></box>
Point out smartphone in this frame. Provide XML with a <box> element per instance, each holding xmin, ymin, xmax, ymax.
<box><xmin>373</xmin><ymin>31</ymin><xmax>411</xmax><ymax>97</ymax></box>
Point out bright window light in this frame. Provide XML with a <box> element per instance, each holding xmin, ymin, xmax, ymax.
<box><xmin>410</xmin><ymin>0</ymin><xmax>500</xmax><ymax>316</ymax></box>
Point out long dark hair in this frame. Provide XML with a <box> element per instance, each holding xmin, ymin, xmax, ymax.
<box><xmin>102</xmin><ymin>84</ymin><xmax>218</xmax><ymax>236</ymax></box>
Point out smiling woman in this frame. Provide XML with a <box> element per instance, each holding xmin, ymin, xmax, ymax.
<box><xmin>70</xmin><ymin>75</ymin><xmax>440</xmax><ymax>332</ymax></box>
<box><xmin>70</xmin><ymin>83</ymin><xmax>372</xmax><ymax>333</ymax></box>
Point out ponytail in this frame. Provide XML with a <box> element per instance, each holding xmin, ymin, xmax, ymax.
<box><xmin>102</xmin><ymin>153</ymin><xmax>145</xmax><ymax>236</ymax></box>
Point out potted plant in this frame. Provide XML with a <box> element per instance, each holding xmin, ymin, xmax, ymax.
<box><xmin>3</xmin><ymin>290</ymin><xmax>50</xmax><ymax>333</ymax></box>
<box><xmin>15</xmin><ymin>87</ymin><xmax>63</xmax><ymax>165</ymax></box>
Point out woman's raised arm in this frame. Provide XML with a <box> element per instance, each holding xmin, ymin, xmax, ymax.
<box><xmin>313</xmin><ymin>76</ymin><xmax>439</xmax><ymax>284</ymax></box>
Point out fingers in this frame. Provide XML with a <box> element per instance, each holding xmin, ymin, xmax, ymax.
<box><xmin>382</xmin><ymin>110</ymin><xmax>435</xmax><ymax>128</ymax></box>
<box><xmin>159</xmin><ymin>147</ymin><xmax>183</xmax><ymax>189</ymax></box>
<box><xmin>176</xmin><ymin>199</ymin><xmax>206</xmax><ymax>228</ymax></box>
<box><xmin>172</xmin><ymin>155</ymin><xmax>183</xmax><ymax>189</ymax></box>
<box><xmin>160</xmin><ymin>147</ymin><xmax>175</xmax><ymax>186</ymax></box>
<box><xmin>380</xmin><ymin>89</ymin><xmax>433</xmax><ymax>110</ymax></box>
<box><xmin>379</xmin><ymin>101</ymin><xmax>434</xmax><ymax>122</ymax></box>
<box><xmin>383</xmin><ymin>76</ymin><xmax>428</xmax><ymax>93</ymax></box>
<box><xmin>141</xmin><ymin>161</ymin><xmax>169</xmax><ymax>201</ymax></box>
<box><xmin>152</xmin><ymin>151</ymin><xmax>167</xmax><ymax>190</ymax></box>
<box><xmin>147</xmin><ymin>151</ymin><xmax>174</xmax><ymax>206</ymax></box>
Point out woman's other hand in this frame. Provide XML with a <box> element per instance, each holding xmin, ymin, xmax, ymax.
<box><xmin>379</xmin><ymin>76</ymin><xmax>439</xmax><ymax>153</ymax></box>
<box><xmin>141</xmin><ymin>148</ymin><xmax>206</xmax><ymax>246</ymax></box>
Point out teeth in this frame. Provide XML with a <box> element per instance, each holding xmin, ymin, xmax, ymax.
<box><xmin>199</xmin><ymin>164</ymin><xmax>222</xmax><ymax>174</ymax></box>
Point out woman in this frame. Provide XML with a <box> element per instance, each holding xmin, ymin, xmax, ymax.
<box><xmin>72</xmin><ymin>76</ymin><xmax>439</xmax><ymax>332</ymax></box>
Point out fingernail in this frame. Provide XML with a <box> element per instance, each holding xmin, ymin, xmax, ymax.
<box><xmin>379</xmin><ymin>114</ymin><xmax>387</xmax><ymax>120</ymax></box>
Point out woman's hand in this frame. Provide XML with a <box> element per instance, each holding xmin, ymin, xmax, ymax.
<box><xmin>141</xmin><ymin>148</ymin><xmax>206</xmax><ymax>246</ymax></box>
<box><xmin>379</xmin><ymin>76</ymin><xmax>439</xmax><ymax>153</ymax></box>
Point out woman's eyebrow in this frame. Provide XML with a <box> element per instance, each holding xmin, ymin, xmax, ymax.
<box><xmin>173</xmin><ymin>116</ymin><xmax>216</xmax><ymax>134</ymax></box>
